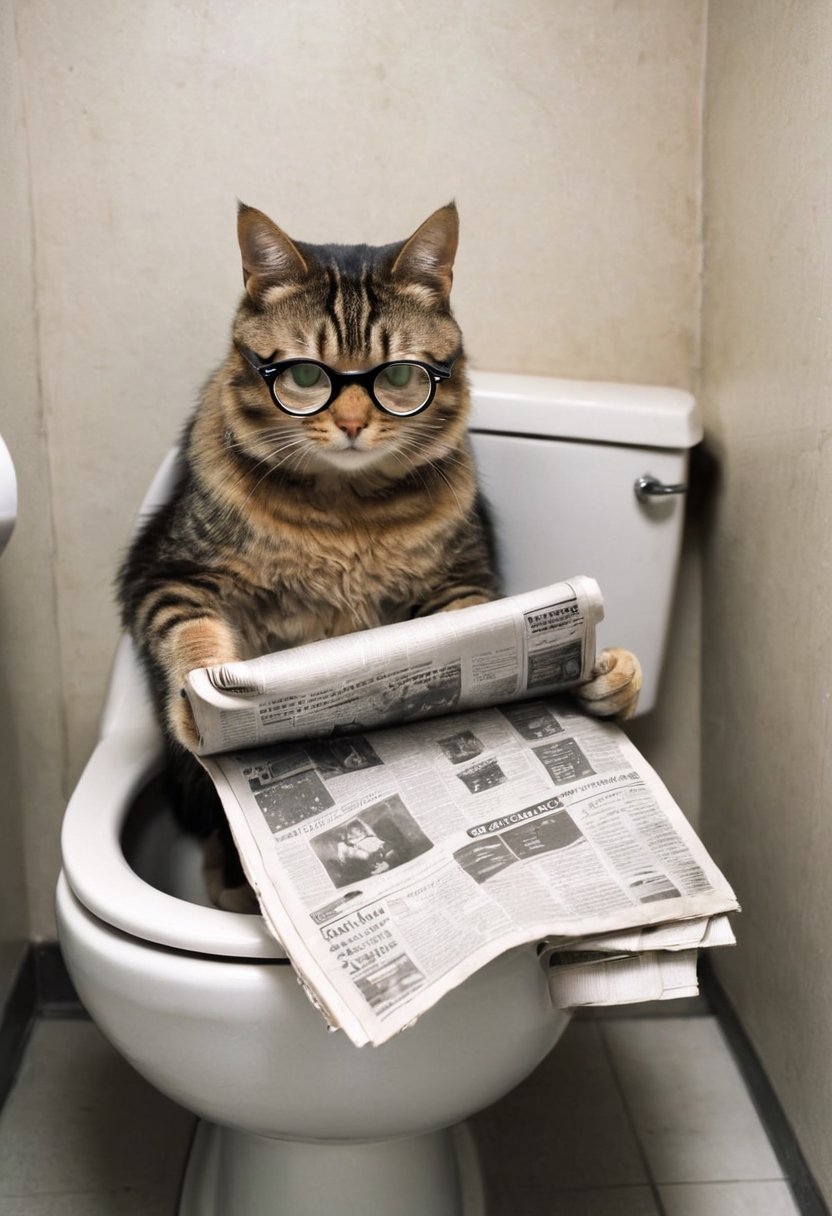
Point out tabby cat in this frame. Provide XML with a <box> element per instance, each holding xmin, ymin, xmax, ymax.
<box><xmin>118</xmin><ymin>202</ymin><xmax>641</xmax><ymax>909</ymax></box>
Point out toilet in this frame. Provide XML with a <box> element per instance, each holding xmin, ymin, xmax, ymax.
<box><xmin>56</xmin><ymin>371</ymin><xmax>701</xmax><ymax>1216</ymax></box>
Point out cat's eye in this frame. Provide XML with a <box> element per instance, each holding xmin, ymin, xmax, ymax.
<box><xmin>383</xmin><ymin>364</ymin><xmax>412</xmax><ymax>389</ymax></box>
<box><xmin>290</xmin><ymin>364</ymin><xmax>323</xmax><ymax>389</ymax></box>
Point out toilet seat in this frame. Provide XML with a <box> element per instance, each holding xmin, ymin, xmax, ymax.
<box><xmin>61</xmin><ymin>720</ymin><xmax>286</xmax><ymax>960</ymax></box>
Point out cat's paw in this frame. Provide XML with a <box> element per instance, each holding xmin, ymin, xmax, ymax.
<box><xmin>216</xmin><ymin>882</ymin><xmax>260</xmax><ymax>914</ymax></box>
<box><xmin>573</xmin><ymin>648</ymin><xmax>642</xmax><ymax>721</ymax></box>
<box><xmin>203</xmin><ymin>831</ymin><xmax>259</xmax><ymax>914</ymax></box>
<box><xmin>437</xmin><ymin>592</ymin><xmax>495</xmax><ymax>612</ymax></box>
<box><xmin>168</xmin><ymin>689</ymin><xmax>201</xmax><ymax>751</ymax></box>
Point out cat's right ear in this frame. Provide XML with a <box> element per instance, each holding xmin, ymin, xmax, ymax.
<box><xmin>237</xmin><ymin>203</ymin><xmax>308</xmax><ymax>303</ymax></box>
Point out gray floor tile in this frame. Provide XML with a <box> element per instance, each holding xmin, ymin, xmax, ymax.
<box><xmin>471</xmin><ymin>1019</ymin><xmax>650</xmax><ymax>1204</ymax></box>
<box><xmin>602</xmin><ymin>1017</ymin><xmax>783</xmax><ymax>1184</ymax></box>
<box><xmin>0</xmin><ymin>1014</ymin><xmax>797</xmax><ymax>1215</ymax></box>
<box><xmin>0</xmin><ymin>1021</ymin><xmax>193</xmax><ymax>1204</ymax></box>
<box><xmin>659</xmin><ymin>1181</ymin><xmax>800</xmax><ymax>1215</ymax></box>
<box><xmin>489</xmin><ymin>1187</ymin><xmax>660</xmax><ymax>1216</ymax></box>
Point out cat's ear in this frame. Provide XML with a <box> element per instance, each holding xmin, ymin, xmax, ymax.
<box><xmin>391</xmin><ymin>203</ymin><xmax>459</xmax><ymax>302</ymax></box>
<box><xmin>237</xmin><ymin>203</ymin><xmax>308</xmax><ymax>303</ymax></box>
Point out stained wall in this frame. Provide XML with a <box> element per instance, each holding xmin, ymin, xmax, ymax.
<box><xmin>701</xmin><ymin>1</ymin><xmax>832</xmax><ymax>1202</ymax></box>
<box><xmin>1</xmin><ymin>0</ymin><xmax>706</xmax><ymax>938</ymax></box>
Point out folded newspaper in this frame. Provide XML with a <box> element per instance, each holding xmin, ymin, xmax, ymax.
<box><xmin>185</xmin><ymin>577</ymin><xmax>739</xmax><ymax>1047</ymax></box>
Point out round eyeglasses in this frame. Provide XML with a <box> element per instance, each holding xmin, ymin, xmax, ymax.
<box><xmin>236</xmin><ymin>345</ymin><xmax>458</xmax><ymax>418</ymax></box>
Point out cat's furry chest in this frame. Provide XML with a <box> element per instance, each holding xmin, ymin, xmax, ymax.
<box><xmin>229</xmin><ymin>518</ymin><xmax>436</xmax><ymax>656</ymax></box>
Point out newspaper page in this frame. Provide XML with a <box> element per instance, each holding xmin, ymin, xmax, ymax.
<box><xmin>186</xmin><ymin>577</ymin><xmax>603</xmax><ymax>755</ymax></box>
<box><xmin>547</xmin><ymin>949</ymin><xmax>702</xmax><ymax>1008</ymax></box>
<box><xmin>202</xmin><ymin>695</ymin><xmax>739</xmax><ymax>1047</ymax></box>
<box><xmin>543</xmin><ymin>915</ymin><xmax>736</xmax><ymax>1008</ymax></box>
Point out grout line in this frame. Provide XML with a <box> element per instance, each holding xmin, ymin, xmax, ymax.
<box><xmin>660</xmin><ymin>1180</ymin><xmax>798</xmax><ymax>1188</ymax></box>
<box><xmin>599</xmin><ymin>1021</ymin><xmax>669</xmax><ymax>1216</ymax></box>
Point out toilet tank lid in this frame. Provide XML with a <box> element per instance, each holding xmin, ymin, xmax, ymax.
<box><xmin>467</xmin><ymin>370</ymin><xmax>702</xmax><ymax>450</ymax></box>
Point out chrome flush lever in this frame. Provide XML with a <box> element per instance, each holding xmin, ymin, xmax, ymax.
<box><xmin>634</xmin><ymin>474</ymin><xmax>688</xmax><ymax>503</ymax></box>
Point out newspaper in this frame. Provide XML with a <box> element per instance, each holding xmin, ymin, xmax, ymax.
<box><xmin>544</xmin><ymin>915</ymin><xmax>736</xmax><ymax>1008</ymax></box>
<box><xmin>187</xmin><ymin>577</ymin><xmax>603</xmax><ymax>755</ymax></box>
<box><xmin>184</xmin><ymin>578</ymin><xmax>739</xmax><ymax>1047</ymax></box>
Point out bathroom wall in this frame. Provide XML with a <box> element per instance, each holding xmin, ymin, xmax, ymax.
<box><xmin>0</xmin><ymin>3</ymin><xmax>49</xmax><ymax>1003</ymax></box>
<box><xmin>1</xmin><ymin>0</ymin><xmax>707</xmax><ymax>938</ymax></box>
<box><xmin>701</xmin><ymin>2</ymin><xmax>832</xmax><ymax>1203</ymax></box>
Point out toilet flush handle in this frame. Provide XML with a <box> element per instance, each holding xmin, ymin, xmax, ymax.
<box><xmin>634</xmin><ymin>474</ymin><xmax>688</xmax><ymax>503</ymax></box>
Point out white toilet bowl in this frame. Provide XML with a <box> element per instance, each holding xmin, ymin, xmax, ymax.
<box><xmin>57</xmin><ymin>372</ymin><xmax>699</xmax><ymax>1213</ymax></box>
<box><xmin>57</xmin><ymin>684</ymin><xmax>569</xmax><ymax>1214</ymax></box>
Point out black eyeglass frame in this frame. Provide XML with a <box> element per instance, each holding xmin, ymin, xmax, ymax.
<box><xmin>236</xmin><ymin>344</ymin><xmax>459</xmax><ymax>418</ymax></box>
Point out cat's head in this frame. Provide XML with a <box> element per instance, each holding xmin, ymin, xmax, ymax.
<box><xmin>228</xmin><ymin>203</ymin><xmax>468</xmax><ymax>479</ymax></box>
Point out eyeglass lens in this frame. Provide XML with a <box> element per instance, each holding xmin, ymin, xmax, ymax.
<box><xmin>373</xmin><ymin>364</ymin><xmax>432</xmax><ymax>414</ymax></box>
<box><xmin>273</xmin><ymin>364</ymin><xmax>332</xmax><ymax>414</ymax></box>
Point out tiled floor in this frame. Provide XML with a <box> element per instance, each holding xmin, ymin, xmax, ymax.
<box><xmin>0</xmin><ymin>1012</ymin><xmax>801</xmax><ymax>1215</ymax></box>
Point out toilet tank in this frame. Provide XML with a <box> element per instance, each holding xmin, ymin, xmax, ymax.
<box><xmin>467</xmin><ymin>371</ymin><xmax>702</xmax><ymax>716</ymax></box>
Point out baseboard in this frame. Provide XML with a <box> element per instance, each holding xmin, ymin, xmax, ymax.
<box><xmin>700</xmin><ymin>960</ymin><xmax>830</xmax><ymax>1216</ymax></box>
<box><xmin>0</xmin><ymin>948</ymin><xmax>37</xmax><ymax>1115</ymax></box>
<box><xmin>0</xmin><ymin>941</ymin><xmax>86</xmax><ymax>1117</ymax></box>
<box><xmin>31</xmin><ymin>941</ymin><xmax>86</xmax><ymax>1018</ymax></box>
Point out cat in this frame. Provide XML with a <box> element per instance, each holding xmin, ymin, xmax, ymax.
<box><xmin>118</xmin><ymin>201</ymin><xmax>641</xmax><ymax>910</ymax></box>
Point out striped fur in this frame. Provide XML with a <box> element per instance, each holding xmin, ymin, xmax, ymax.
<box><xmin>118</xmin><ymin>204</ymin><xmax>500</xmax><ymax>887</ymax></box>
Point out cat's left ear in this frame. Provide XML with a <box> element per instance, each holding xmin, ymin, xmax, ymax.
<box><xmin>391</xmin><ymin>203</ymin><xmax>459</xmax><ymax>302</ymax></box>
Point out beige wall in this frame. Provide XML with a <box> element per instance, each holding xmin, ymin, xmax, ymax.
<box><xmin>5</xmin><ymin>1</ymin><xmax>831</xmax><ymax>1193</ymax></box>
<box><xmin>702</xmin><ymin>2</ymin><xmax>832</xmax><ymax>1203</ymax></box>
<box><xmin>1</xmin><ymin>0</ymin><xmax>706</xmax><ymax>935</ymax></box>
<box><xmin>0</xmin><ymin>2</ymin><xmax>44</xmax><ymax>1003</ymax></box>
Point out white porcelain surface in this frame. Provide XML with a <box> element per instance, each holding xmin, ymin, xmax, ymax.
<box><xmin>470</xmin><ymin>431</ymin><xmax>688</xmax><ymax>714</ymax></box>
<box><xmin>57</xmin><ymin>872</ymin><xmax>568</xmax><ymax>1142</ymax></box>
<box><xmin>468</xmin><ymin>371</ymin><xmax>700</xmax><ymax>449</ymax></box>
<box><xmin>179</xmin><ymin>1121</ymin><xmax>483</xmax><ymax>1216</ymax></box>
<box><xmin>61</xmin><ymin>724</ymin><xmax>279</xmax><ymax>960</ymax></box>
<box><xmin>0</xmin><ymin>434</ymin><xmax>17</xmax><ymax>557</ymax></box>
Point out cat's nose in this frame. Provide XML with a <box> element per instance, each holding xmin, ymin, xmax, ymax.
<box><xmin>337</xmin><ymin>420</ymin><xmax>365</xmax><ymax>440</ymax></box>
<box><xmin>331</xmin><ymin>386</ymin><xmax>371</xmax><ymax>440</ymax></box>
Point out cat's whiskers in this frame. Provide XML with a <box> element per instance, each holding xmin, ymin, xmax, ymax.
<box><xmin>430</xmin><ymin>461</ymin><xmax>466</xmax><ymax>515</ymax></box>
<box><xmin>394</xmin><ymin>424</ymin><xmax>469</xmax><ymax>511</ymax></box>
<box><xmin>385</xmin><ymin>447</ymin><xmax>436</xmax><ymax>504</ymax></box>
<box><xmin>396</xmin><ymin>432</ymin><xmax>459</xmax><ymax>478</ymax></box>
<box><xmin>231</xmin><ymin>435</ymin><xmax>314</xmax><ymax>516</ymax></box>
<box><xmin>222</xmin><ymin>428</ymin><xmax>307</xmax><ymax>477</ymax></box>
<box><xmin>222</xmin><ymin>429</ymin><xmax>290</xmax><ymax>455</ymax></box>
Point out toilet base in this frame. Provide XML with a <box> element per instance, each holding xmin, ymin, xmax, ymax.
<box><xmin>178</xmin><ymin>1119</ymin><xmax>486</xmax><ymax>1216</ymax></box>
